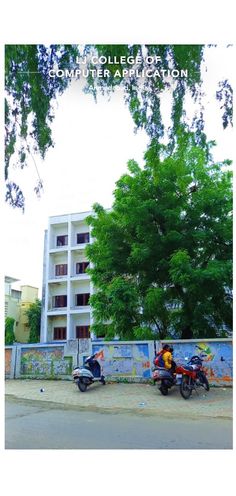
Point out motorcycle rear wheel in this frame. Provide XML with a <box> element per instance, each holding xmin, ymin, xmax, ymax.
<box><xmin>78</xmin><ymin>380</ymin><xmax>88</xmax><ymax>392</ymax></box>
<box><xmin>180</xmin><ymin>375</ymin><xmax>192</xmax><ymax>399</ymax></box>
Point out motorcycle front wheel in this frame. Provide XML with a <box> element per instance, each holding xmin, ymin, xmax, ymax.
<box><xmin>78</xmin><ymin>380</ymin><xmax>88</xmax><ymax>392</ymax></box>
<box><xmin>200</xmin><ymin>373</ymin><xmax>210</xmax><ymax>391</ymax></box>
<box><xmin>180</xmin><ymin>375</ymin><xmax>192</xmax><ymax>399</ymax></box>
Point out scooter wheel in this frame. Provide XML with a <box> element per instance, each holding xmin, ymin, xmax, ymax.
<box><xmin>78</xmin><ymin>381</ymin><xmax>87</xmax><ymax>392</ymax></box>
<box><xmin>159</xmin><ymin>385</ymin><xmax>168</xmax><ymax>396</ymax></box>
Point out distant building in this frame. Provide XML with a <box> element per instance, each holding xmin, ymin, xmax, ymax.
<box><xmin>5</xmin><ymin>277</ymin><xmax>21</xmax><ymax>333</ymax></box>
<box><xmin>40</xmin><ymin>211</ymin><xmax>95</xmax><ymax>343</ymax></box>
<box><xmin>5</xmin><ymin>276</ymin><xmax>38</xmax><ymax>343</ymax></box>
<box><xmin>16</xmin><ymin>285</ymin><xmax>39</xmax><ymax>342</ymax></box>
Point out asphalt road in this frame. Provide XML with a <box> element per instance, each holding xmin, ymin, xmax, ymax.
<box><xmin>5</xmin><ymin>397</ymin><xmax>233</xmax><ymax>449</ymax></box>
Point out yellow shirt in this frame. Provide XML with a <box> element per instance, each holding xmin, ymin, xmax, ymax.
<box><xmin>162</xmin><ymin>351</ymin><xmax>172</xmax><ymax>369</ymax></box>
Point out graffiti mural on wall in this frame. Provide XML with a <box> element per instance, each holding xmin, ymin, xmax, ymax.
<box><xmin>5</xmin><ymin>339</ymin><xmax>232</xmax><ymax>383</ymax></box>
<box><xmin>92</xmin><ymin>342</ymin><xmax>151</xmax><ymax>378</ymax></box>
<box><xmin>79</xmin><ymin>338</ymin><xmax>90</xmax><ymax>354</ymax></box>
<box><xmin>166</xmin><ymin>341</ymin><xmax>233</xmax><ymax>385</ymax></box>
<box><xmin>5</xmin><ymin>348</ymin><xmax>12</xmax><ymax>376</ymax></box>
<box><xmin>20</xmin><ymin>346</ymin><xmax>72</xmax><ymax>377</ymax></box>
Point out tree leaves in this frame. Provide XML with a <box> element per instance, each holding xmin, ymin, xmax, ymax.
<box><xmin>24</xmin><ymin>299</ymin><xmax>42</xmax><ymax>343</ymax></box>
<box><xmin>5</xmin><ymin>317</ymin><xmax>16</xmax><ymax>345</ymax></box>
<box><xmin>5</xmin><ymin>44</ymin><xmax>233</xmax><ymax>213</ymax></box>
<box><xmin>216</xmin><ymin>79</ymin><xmax>233</xmax><ymax>129</ymax></box>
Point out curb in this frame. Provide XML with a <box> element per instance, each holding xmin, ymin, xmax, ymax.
<box><xmin>5</xmin><ymin>393</ymin><xmax>233</xmax><ymax>421</ymax></box>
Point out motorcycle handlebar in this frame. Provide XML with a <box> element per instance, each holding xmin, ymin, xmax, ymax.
<box><xmin>187</xmin><ymin>356</ymin><xmax>203</xmax><ymax>366</ymax></box>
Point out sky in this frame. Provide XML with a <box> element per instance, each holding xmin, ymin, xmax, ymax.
<box><xmin>4</xmin><ymin>86</ymin><xmax>149</xmax><ymax>295</ymax></box>
<box><xmin>4</xmin><ymin>45</ymin><xmax>234</xmax><ymax>297</ymax></box>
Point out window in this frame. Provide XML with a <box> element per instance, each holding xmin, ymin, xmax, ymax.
<box><xmin>76</xmin><ymin>262</ymin><xmax>89</xmax><ymax>274</ymax></box>
<box><xmin>53</xmin><ymin>295</ymin><xmax>67</xmax><ymax>307</ymax></box>
<box><xmin>76</xmin><ymin>293</ymin><xmax>90</xmax><ymax>306</ymax></box>
<box><xmin>77</xmin><ymin>232</ymin><xmax>90</xmax><ymax>244</ymax></box>
<box><xmin>56</xmin><ymin>235</ymin><xmax>68</xmax><ymax>246</ymax></box>
<box><xmin>76</xmin><ymin>326</ymin><xmax>90</xmax><ymax>339</ymax></box>
<box><xmin>53</xmin><ymin>327</ymin><xmax>66</xmax><ymax>340</ymax></box>
<box><xmin>55</xmin><ymin>264</ymin><xmax>67</xmax><ymax>276</ymax></box>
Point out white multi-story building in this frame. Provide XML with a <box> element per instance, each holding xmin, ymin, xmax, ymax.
<box><xmin>40</xmin><ymin>211</ymin><xmax>95</xmax><ymax>343</ymax></box>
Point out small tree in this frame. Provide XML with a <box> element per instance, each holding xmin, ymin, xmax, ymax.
<box><xmin>5</xmin><ymin>317</ymin><xmax>15</xmax><ymax>345</ymax></box>
<box><xmin>25</xmin><ymin>299</ymin><xmax>42</xmax><ymax>343</ymax></box>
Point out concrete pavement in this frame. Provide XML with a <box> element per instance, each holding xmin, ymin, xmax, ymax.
<box><xmin>5</xmin><ymin>379</ymin><xmax>232</xmax><ymax>419</ymax></box>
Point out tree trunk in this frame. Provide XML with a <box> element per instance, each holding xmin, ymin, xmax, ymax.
<box><xmin>181</xmin><ymin>325</ymin><xmax>193</xmax><ymax>339</ymax></box>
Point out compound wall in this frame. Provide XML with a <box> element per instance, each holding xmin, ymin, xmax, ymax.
<box><xmin>92</xmin><ymin>341</ymin><xmax>153</xmax><ymax>380</ymax></box>
<box><xmin>5</xmin><ymin>342</ymin><xmax>78</xmax><ymax>379</ymax></box>
<box><xmin>5</xmin><ymin>338</ymin><xmax>232</xmax><ymax>385</ymax></box>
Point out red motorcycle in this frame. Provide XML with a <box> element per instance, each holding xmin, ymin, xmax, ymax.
<box><xmin>153</xmin><ymin>355</ymin><xmax>210</xmax><ymax>399</ymax></box>
<box><xmin>176</xmin><ymin>355</ymin><xmax>210</xmax><ymax>399</ymax></box>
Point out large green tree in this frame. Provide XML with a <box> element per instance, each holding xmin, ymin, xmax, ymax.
<box><xmin>25</xmin><ymin>299</ymin><xmax>42</xmax><ymax>343</ymax></box>
<box><xmin>86</xmin><ymin>132</ymin><xmax>232</xmax><ymax>340</ymax></box>
<box><xmin>5</xmin><ymin>44</ymin><xmax>232</xmax><ymax>210</ymax></box>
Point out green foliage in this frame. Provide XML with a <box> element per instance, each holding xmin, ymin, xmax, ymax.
<box><xmin>133</xmin><ymin>326</ymin><xmax>157</xmax><ymax>341</ymax></box>
<box><xmin>25</xmin><ymin>299</ymin><xmax>42</xmax><ymax>343</ymax></box>
<box><xmin>90</xmin><ymin>44</ymin><xmax>204</xmax><ymax>143</ymax></box>
<box><xmin>216</xmin><ymin>79</ymin><xmax>233</xmax><ymax>129</ymax></box>
<box><xmin>5</xmin><ymin>44</ymin><xmax>77</xmax><ymax>209</ymax></box>
<box><xmin>86</xmin><ymin>132</ymin><xmax>232</xmax><ymax>340</ymax></box>
<box><xmin>5</xmin><ymin>44</ymin><xmax>233</xmax><ymax>210</ymax></box>
<box><xmin>169</xmin><ymin>250</ymin><xmax>191</xmax><ymax>287</ymax></box>
<box><xmin>5</xmin><ymin>317</ymin><xmax>15</xmax><ymax>345</ymax></box>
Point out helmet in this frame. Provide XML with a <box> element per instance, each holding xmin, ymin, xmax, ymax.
<box><xmin>163</xmin><ymin>344</ymin><xmax>170</xmax><ymax>351</ymax></box>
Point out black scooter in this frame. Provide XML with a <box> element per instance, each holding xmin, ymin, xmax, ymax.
<box><xmin>153</xmin><ymin>366</ymin><xmax>179</xmax><ymax>395</ymax></box>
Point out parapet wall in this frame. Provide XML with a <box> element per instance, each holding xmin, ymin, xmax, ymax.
<box><xmin>5</xmin><ymin>338</ymin><xmax>232</xmax><ymax>386</ymax></box>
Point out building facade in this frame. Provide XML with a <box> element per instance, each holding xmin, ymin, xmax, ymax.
<box><xmin>16</xmin><ymin>285</ymin><xmax>39</xmax><ymax>342</ymax></box>
<box><xmin>5</xmin><ymin>276</ymin><xmax>39</xmax><ymax>342</ymax></box>
<box><xmin>40</xmin><ymin>211</ymin><xmax>95</xmax><ymax>343</ymax></box>
<box><xmin>5</xmin><ymin>277</ymin><xmax>21</xmax><ymax>333</ymax></box>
